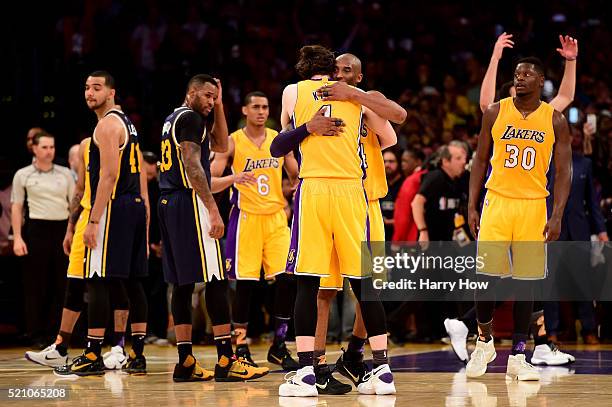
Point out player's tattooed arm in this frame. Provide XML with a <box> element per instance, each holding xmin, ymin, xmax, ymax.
<box><xmin>63</xmin><ymin>138</ymin><xmax>88</xmax><ymax>255</ymax></box>
<box><xmin>468</xmin><ymin>103</ymin><xmax>500</xmax><ymax>237</ymax></box>
<box><xmin>181</xmin><ymin>140</ymin><xmax>224</xmax><ymax>239</ymax></box>
<box><xmin>545</xmin><ymin>110</ymin><xmax>572</xmax><ymax>242</ymax></box>
<box><xmin>209</xmin><ymin>78</ymin><xmax>229</xmax><ymax>153</ymax></box>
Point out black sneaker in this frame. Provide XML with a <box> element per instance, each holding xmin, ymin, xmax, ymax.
<box><xmin>236</xmin><ymin>345</ymin><xmax>258</xmax><ymax>366</ymax></box>
<box><xmin>335</xmin><ymin>348</ymin><xmax>367</xmax><ymax>386</ymax></box>
<box><xmin>122</xmin><ymin>350</ymin><xmax>147</xmax><ymax>375</ymax></box>
<box><xmin>173</xmin><ymin>355</ymin><xmax>214</xmax><ymax>382</ymax></box>
<box><xmin>214</xmin><ymin>355</ymin><xmax>269</xmax><ymax>382</ymax></box>
<box><xmin>54</xmin><ymin>352</ymin><xmax>105</xmax><ymax>377</ymax></box>
<box><xmin>267</xmin><ymin>342</ymin><xmax>299</xmax><ymax>370</ymax></box>
<box><xmin>315</xmin><ymin>364</ymin><xmax>352</xmax><ymax>395</ymax></box>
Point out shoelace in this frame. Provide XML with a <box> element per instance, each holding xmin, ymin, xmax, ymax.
<box><xmin>283</xmin><ymin>371</ymin><xmax>298</xmax><ymax>384</ymax></box>
<box><xmin>519</xmin><ymin>358</ymin><xmax>537</xmax><ymax>370</ymax></box>
<box><xmin>471</xmin><ymin>347</ymin><xmax>485</xmax><ymax>365</ymax></box>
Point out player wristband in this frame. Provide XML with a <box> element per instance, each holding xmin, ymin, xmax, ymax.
<box><xmin>89</xmin><ymin>219</ymin><xmax>99</xmax><ymax>224</ymax></box>
<box><xmin>418</xmin><ymin>227</ymin><xmax>428</xmax><ymax>232</ymax></box>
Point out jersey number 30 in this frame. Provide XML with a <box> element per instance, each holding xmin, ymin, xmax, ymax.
<box><xmin>503</xmin><ymin>144</ymin><xmax>536</xmax><ymax>170</ymax></box>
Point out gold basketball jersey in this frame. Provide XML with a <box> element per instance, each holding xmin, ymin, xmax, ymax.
<box><xmin>485</xmin><ymin>97</ymin><xmax>555</xmax><ymax>199</ymax></box>
<box><xmin>361</xmin><ymin>126</ymin><xmax>387</xmax><ymax>200</ymax></box>
<box><xmin>293</xmin><ymin>78</ymin><xmax>364</xmax><ymax>179</ymax></box>
<box><xmin>230</xmin><ymin>128</ymin><xmax>285</xmax><ymax>214</ymax></box>
<box><xmin>81</xmin><ymin>138</ymin><xmax>92</xmax><ymax>210</ymax></box>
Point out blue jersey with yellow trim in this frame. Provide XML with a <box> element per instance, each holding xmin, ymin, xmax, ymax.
<box><xmin>88</xmin><ymin>109</ymin><xmax>141</xmax><ymax>206</ymax></box>
<box><xmin>159</xmin><ymin>107</ymin><xmax>211</xmax><ymax>192</ymax></box>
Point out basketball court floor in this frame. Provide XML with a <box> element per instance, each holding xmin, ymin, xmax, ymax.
<box><xmin>1</xmin><ymin>343</ymin><xmax>611</xmax><ymax>406</ymax></box>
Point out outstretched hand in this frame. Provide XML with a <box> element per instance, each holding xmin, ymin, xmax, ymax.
<box><xmin>556</xmin><ymin>35</ymin><xmax>578</xmax><ymax>61</ymax></box>
<box><xmin>492</xmin><ymin>32</ymin><xmax>514</xmax><ymax>61</ymax></box>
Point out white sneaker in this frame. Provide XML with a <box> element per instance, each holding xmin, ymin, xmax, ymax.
<box><xmin>466</xmin><ymin>339</ymin><xmax>496</xmax><ymax>378</ymax></box>
<box><xmin>357</xmin><ymin>364</ymin><xmax>396</xmax><ymax>395</ymax></box>
<box><xmin>103</xmin><ymin>346</ymin><xmax>127</xmax><ymax>370</ymax></box>
<box><xmin>444</xmin><ymin>318</ymin><xmax>469</xmax><ymax>363</ymax></box>
<box><xmin>279</xmin><ymin>366</ymin><xmax>318</xmax><ymax>397</ymax></box>
<box><xmin>506</xmin><ymin>354</ymin><xmax>540</xmax><ymax>381</ymax></box>
<box><xmin>25</xmin><ymin>344</ymin><xmax>68</xmax><ymax>367</ymax></box>
<box><xmin>531</xmin><ymin>343</ymin><xmax>573</xmax><ymax>365</ymax></box>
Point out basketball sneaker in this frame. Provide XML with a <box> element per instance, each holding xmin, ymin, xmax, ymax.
<box><xmin>173</xmin><ymin>355</ymin><xmax>213</xmax><ymax>382</ymax></box>
<box><xmin>444</xmin><ymin>318</ymin><xmax>469</xmax><ymax>363</ymax></box>
<box><xmin>236</xmin><ymin>345</ymin><xmax>258</xmax><ymax>366</ymax></box>
<box><xmin>54</xmin><ymin>352</ymin><xmax>105</xmax><ymax>377</ymax></box>
<box><xmin>531</xmin><ymin>343</ymin><xmax>574</xmax><ymax>365</ymax></box>
<box><xmin>335</xmin><ymin>348</ymin><xmax>368</xmax><ymax>387</ymax></box>
<box><xmin>314</xmin><ymin>364</ymin><xmax>352</xmax><ymax>395</ymax></box>
<box><xmin>357</xmin><ymin>364</ymin><xmax>396</xmax><ymax>395</ymax></box>
<box><xmin>506</xmin><ymin>354</ymin><xmax>540</xmax><ymax>381</ymax></box>
<box><xmin>466</xmin><ymin>338</ymin><xmax>496</xmax><ymax>378</ymax></box>
<box><xmin>215</xmin><ymin>355</ymin><xmax>269</xmax><ymax>382</ymax></box>
<box><xmin>268</xmin><ymin>342</ymin><xmax>299</xmax><ymax>370</ymax></box>
<box><xmin>25</xmin><ymin>343</ymin><xmax>68</xmax><ymax>367</ymax></box>
<box><xmin>278</xmin><ymin>366</ymin><xmax>318</xmax><ymax>397</ymax></box>
<box><xmin>122</xmin><ymin>350</ymin><xmax>147</xmax><ymax>374</ymax></box>
<box><xmin>103</xmin><ymin>345</ymin><xmax>127</xmax><ymax>370</ymax></box>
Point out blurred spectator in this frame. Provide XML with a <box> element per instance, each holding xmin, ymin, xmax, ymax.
<box><xmin>400</xmin><ymin>148</ymin><xmax>424</xmax><ymax>178</ymax></box>
<box><xmin>10</xmin><ymin>132</ymin><xmax>74</xmax><ymax>346</ymax></box>
<box><xmin>380</xmin><ymin>147</ymin><xmax>404</xmax><ymax>239</ymax></box>
<box><xmin>67</xmin><ymin>144</ymin><xmax>80</xmax><ymax>181</ymax></box>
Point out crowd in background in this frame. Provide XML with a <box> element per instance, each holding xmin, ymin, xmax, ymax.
<box><xmin>1</xmin><ymin>0</ymin><xmax>611</xmax><ymax>347</ymax></box>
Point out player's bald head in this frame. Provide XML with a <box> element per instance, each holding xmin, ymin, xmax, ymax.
<box><xmin>334</xmin><ymin>53</ymin><xmax>363</xmax><ymax>86</ymax></box>
<box><xmin>336</xmin><ymin>53</ymin><xmax>362</xmax><ymax>75</ymax></box>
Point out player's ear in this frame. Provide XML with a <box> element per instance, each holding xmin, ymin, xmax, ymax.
<box><xmin>241</xmin><ymin>106</ymin><xmax>248</xmax><ymax>116</ymax></box>
<box><xmin>109</xmin><ymin>88</ymin><xmax>116</xmax><ymax>100</ymax></box>
<box><xmin>357</xmin><ymin>73</ymin><xmax>363</xmax><ymax>83</ymax></box>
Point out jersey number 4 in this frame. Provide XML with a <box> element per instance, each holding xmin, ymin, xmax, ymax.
<box><xmin>503</xmin><ymin>144</ymin><xmax>536</xmax><ymax>170</ymax></box>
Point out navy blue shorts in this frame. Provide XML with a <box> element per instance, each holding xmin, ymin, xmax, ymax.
<box><xmin>158</xmin><ymin>189</ymin><xmax>225</xmax><ymax>286</ymax></box>
<box><xmin>84</xmin><ymin>194</ymin><xmax>148</xmax><ymax>279</ymax></box>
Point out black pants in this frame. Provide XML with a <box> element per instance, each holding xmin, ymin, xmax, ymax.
<box><xmin>22</xmin><ymin>219</ymin><xmax>68</xmax><ymax>340</ymax></box>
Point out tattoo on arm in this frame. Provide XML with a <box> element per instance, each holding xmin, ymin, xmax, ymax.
<box><xmin>181</xmin><ymin>141</ymin><xmax>216</xmax><ymax>209</ymax></box>
<box><xmin>68</xmin><ymin>191</ymin><xmax>84</xmax><ymax>226</ymax></box>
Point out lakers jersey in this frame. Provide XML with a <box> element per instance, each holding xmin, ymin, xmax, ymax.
<box><xmin>229</xmin><ymin>128</ymin><xmax>285</xmax><ymax>214</ymax></box>
<box><xmin>361</xmin><ymin>125</ymin><xmax>387</xmax><ymax>200</ymax></box>
<box><xmin>485</xmin><ymin>97</ymin><xmax>555</xmax><ymax>199</ymax></box>
<box><xmin>159</xmin><ymin>107</ymin><xmax>211</xmax><ymax>192</ymax></box>
<box><xmin>81</xmin><ymin>138</ymin><xmax>92</xmax><ymax>210</ymax></box>
<box><xmin>89</xmin><ymin>109</ymin><xmax>141</xmax><ymax>206</ymax></box>
<box><xmin>292</xmin><ymin>78</ymin><xmax>365</xmax><ymax>179</ymax></box>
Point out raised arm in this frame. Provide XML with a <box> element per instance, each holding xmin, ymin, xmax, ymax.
<box><xmin>544</xmin><ymin>110</ymin><xmax>572</xmax><ymax>242</ymax></box>
<box><xmin>181</xmin><ymin>140</ymin><xmax>224</xmax><ymax>239</ymax></box>
<box><xmin>209</xmin><ymin>78</ymin><xmax>229</xmax><ymax>153</ymax></box>
<box><xmin>550</xmin><ymin>35</ymin><xmax>578</xmax><ymax>112</ymax></box>
<box><xmin>480</xmin><ymin>33</ymin><xmax>514</xmax><ymax>113</ymax></box>
<box><xmin>83</xmin><ymin>118</ymin><xmax>122</xmax><ymax>249</ymax></box>
<box><xmin>363</xmin><ymin>107</ymin><xmax>397</xmax><ymax>149</ymax></box>
<box><xmin>468</xmin><ymin>103</ymin><xmax>499</xmax><ymax>237</ymax></box>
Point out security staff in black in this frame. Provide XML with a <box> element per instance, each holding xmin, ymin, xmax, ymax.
<box><xmin>159</xmin><ymin>74</ymin><xmax>269</xmax><ymax>382</ymax></box>
<box><xmin>55</xmin><ymin>71</ymin><xmax>148</xmax><ymax>377</ymax></box>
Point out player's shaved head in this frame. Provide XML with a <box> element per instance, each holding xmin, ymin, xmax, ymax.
<box><xmin>336</xmin><ymin>53</ymin><xmax>362</xmax><ymax>75</ymax></box>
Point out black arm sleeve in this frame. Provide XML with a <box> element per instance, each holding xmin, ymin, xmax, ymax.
<box><xmin>176</xmin><ymin>111</ymin><xmax>205</xmax><ymax>144</ymax></box>
<box><xmin>270</xmin><ymin>124</ymin><xmax>310</xmax><ymax>157</ymax></box>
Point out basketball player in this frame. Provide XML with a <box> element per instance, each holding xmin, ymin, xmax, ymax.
<box><xmin>277</xmin><ymin>45</ymin><xmax>397</xmax><ymax>397</ymax></box>
<box><xmin>27</xmin><ymin>135</ymin><xmax>147</xmax><ymax>371</ymax></box>
<box><xmin>445</xmin><ymin>35</ymin><xmax>578</xmax><ymax>366</ymax></box>
<box><xmin>55</xmin><ymin>71</ymin><xmax>149</xmax><ymax>376</ymax></box>
<box><xmin>466</xmin><ymin>58</ymin><xmax>571</xmax><ymax>380</ymax></box>
<box><xmin>271</xmin><ymin>53</ymin><xmax>406</xmax><ymax>394</ymax></box>
<box><xmin>158</xmin><ymin>74</ymin><xmax>268</xmax><ymax>382</ymax></box>
<box><xmin>210</xmin><ymin>91</ymin><xmax>300</xmax><ymax>370</ymax></box>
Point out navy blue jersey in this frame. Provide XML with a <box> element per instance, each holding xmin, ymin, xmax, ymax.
<box><xmin>88</xmin><ymin>109</ymin><xmax>141</xmax><ymax>206</ymax></box>
<box><xmin>159</xmin><ymin>106</ymin><xmax>211</xmax><ymax>192</ymax></box>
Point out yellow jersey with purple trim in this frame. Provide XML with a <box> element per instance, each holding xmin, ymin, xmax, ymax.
<box><xmin>229</xmin><ymin>128</ymin><xmax>285</xmax><ymax>214</ymax></box>
<box><xmin>361</xmin><ymin>126</ymin><xmax>387</xmax><ymax>200</ymax></box>
<box><xmin>485</xmin><ymin>97</ymin><xmax>555</xmax><ymax>199</ymax></box>
<box><xmin>292</xmin><ymin>78</ymin><xmax>365</xmax><ymax>179</ymax></box>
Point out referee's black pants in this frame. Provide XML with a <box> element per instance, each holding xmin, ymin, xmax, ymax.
<box><xmin>22</xmin><ymin>219</ymin><xmax>68</xmax><ymax>341</ymax></box>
